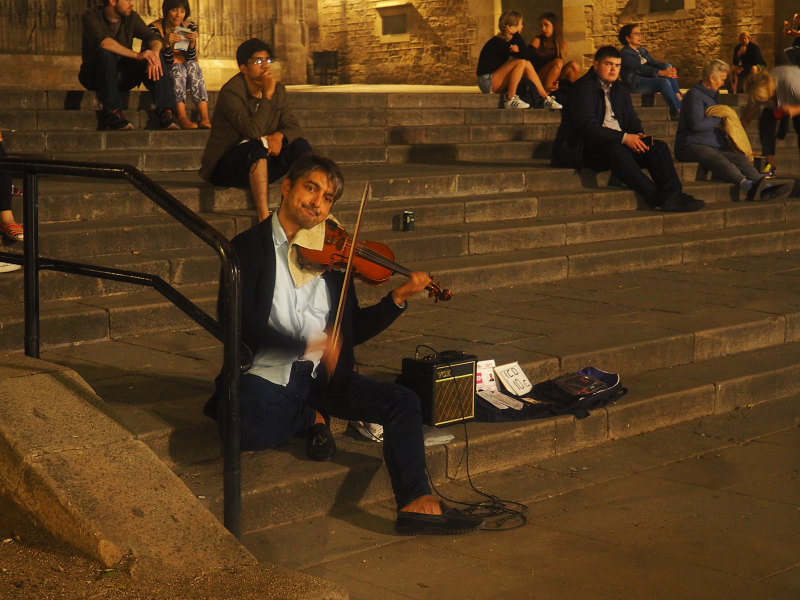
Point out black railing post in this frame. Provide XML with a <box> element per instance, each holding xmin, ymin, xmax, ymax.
<box><xmin>222</xmin><ymin>260</ymin><xmax>242</xmax><ymax>539</ymax></box>
<box><xmin>23</xmin><ymin>170</ymin><xmax>39</xmax><ymax>358</ymax></box>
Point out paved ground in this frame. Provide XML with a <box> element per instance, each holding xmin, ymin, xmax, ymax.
<box><xmin>247</xmin><ymin>397</ymin><xmax>800</xmax><ymax>600</ymax></box>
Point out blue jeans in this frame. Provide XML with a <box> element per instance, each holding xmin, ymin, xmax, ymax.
<box><xmin>629</xmin><ymin>66</ymin><xmax>681</xmax><ymax>113</ymax></box>
<box><xmin>219</xmin><ymin>363</ymin><xmax>433</xmax><ymax>510</ymax></box>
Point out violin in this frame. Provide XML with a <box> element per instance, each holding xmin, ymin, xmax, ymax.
<box><xmin>297</xmin><ymin>219</ymin><xmax>452</xmax><ymax>303</ymax></box>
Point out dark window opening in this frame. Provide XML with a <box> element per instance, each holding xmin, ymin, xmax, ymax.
<box><xmin>650</xmin><ymin>0</ymin><xmax>684</xmax><ymax>11</ymax></box>
<box><xmin>382</xmin><ymin>13</ymin><xmax>407</xmax><ymax>35</ymax></box>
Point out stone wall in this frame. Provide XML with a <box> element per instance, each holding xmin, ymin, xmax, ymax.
<box><xmin>575</xmin><ymin>0</ymin><xmax>775</xmax><ymax>87</ymax></box>
<box><xmin>314</xmin><ymin>0</ymin><xmax>485</xmax><ymax>84</ymax></box>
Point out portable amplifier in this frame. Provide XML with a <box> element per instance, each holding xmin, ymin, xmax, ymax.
<box><xmin>401</xmin><ymin>352</ymin><xmax>477</xmax><ymax>427</ymax></box>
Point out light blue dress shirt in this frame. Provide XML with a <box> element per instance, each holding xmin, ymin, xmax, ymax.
<box><xmin>248</xmin><ymin>213</ymin><xmax>332</xmax><ymax>386</ymax></box>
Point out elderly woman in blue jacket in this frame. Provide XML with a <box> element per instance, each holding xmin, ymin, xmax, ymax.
<box><xmin>619</xmin><ymin>24</ymin><xmax>681</xmax><ymax>119</ymax></box>
<box><xmin>675</xmin><ymin>59</ymin><xmax>790</xmax><ymax>202</ymax></box>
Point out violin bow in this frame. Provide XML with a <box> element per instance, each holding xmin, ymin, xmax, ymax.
<box><xmin>328</xmin><ymin>181</ymin><xmax>371</xmax><ymax>381</ymax></box>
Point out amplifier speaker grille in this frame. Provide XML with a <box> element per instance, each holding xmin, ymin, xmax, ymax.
<box><xmin>435</xmin><ymin>374</ymin><xmax>475</xmax><ymax>425</ymax></box>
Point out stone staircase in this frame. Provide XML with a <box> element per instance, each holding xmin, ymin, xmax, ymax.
<box><xmin>2</xmin><ymin>88</ymin><xmax>800</xmax><ymax>548</ymax></box>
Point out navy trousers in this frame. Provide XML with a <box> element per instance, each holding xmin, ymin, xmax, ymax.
<box><xmin>209</xmin><ymin>137</ymin><xmax>313</xmax><ymax>187</ymax></box>
<box><xmin>583</xmin><ymin>138</ymin><xmax>682</xmax><ymax>207</ymax></box>
<box><xmin>218</xmin><ymin>363</ymin><xmax>433</xmax><ymax>510</ymax></box>
<box><xmin>79</xmin><ymin>49</ymin><xmax>176</xmax><ymax>115</ymax></box>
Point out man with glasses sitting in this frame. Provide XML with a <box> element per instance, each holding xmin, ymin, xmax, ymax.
<box><xmin>200</xmin><ymin>38</ymin><xmax>312</xmax><ymax>221</ymax></box>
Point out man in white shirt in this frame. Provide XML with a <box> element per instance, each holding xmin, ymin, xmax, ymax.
<box><xmin>204</xmin><ymin>154</ymin><xmax>485</xmax><ymax>536</ymax></box>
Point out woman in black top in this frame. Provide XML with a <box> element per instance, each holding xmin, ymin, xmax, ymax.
<box><xmin>475</xmin><ymin>10</ymin><xmax>561</xmax><ymax>109</ymax></box>
<box><xmin>731</xmin><ymin>32</ymin><xmax>766</xmax><ymax>93</ymax></box>
<box><xmin>529</xmin><ymin>12</ymin><xmax>580</xmax><ymax>93</ymax></box>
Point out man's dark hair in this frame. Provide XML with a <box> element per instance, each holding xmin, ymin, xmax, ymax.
<box><xmin>162</xmin><ymin>0</ymin><xmax>190</xmax><ymax>21</ymax></box>
<box><xmin>236</xmin><ymin>38</ymin><xmax>274</xmax><ymax>66</ymax></box>
<box><xmin>618</xmin><ymin>24</ymin><xmax>636</xmax><ymax>45</ymax></box>
<box><xmin>594</xmin><ymin>45</ymin><xmax>622</xmax><ymax>63</ymax></box>
<box><xmin>285</xmin><ymin>154</ymin><xmax>345</xmax><ymax>203</ymax></box>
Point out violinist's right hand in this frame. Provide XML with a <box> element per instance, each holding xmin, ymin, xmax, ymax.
<box><xmin>306</xmin><ymin>331</ymin><xmax>342</xmax><ymax>377</ymax></box>
<box><xmin>391</xmin><ymin>271</ymin><xmax>432</xmax><ymax>305</ymax></box>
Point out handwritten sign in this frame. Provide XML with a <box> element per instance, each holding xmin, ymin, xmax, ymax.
<box><xmin>494</xmin><ymin>362</ymin><xmax>532</xmax><ymax>396</ymax></box>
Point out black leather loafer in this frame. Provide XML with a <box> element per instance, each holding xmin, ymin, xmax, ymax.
<box><xmin>395</xmin><ymin>501</ymin><xmax>485</xmax><ymax>536</ymax></box>
<box><xmin>306</xmin><ymin>422</ymin><xmax>336</xmax><ymax>462</ymax></box>
<box><xmin>746</xmin><ymin>176</ymin><xmax>768</xmax><ymax>202</ymax></box>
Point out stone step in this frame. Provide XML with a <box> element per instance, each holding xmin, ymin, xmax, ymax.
<box><xmin>5</xmin><ymin>190</ymin><xmax>794</xmax><ymax>305</ymax></box>
<box><xmin>146</xmin><ymin>319</ymin><xmax>800</xmax><ymax>532</ymax></box>
<box><xmin>4</xmin><ymin>217</ymin><xmax>800</xmax><ymax>352</ymax></box>
<box><xmin>0</xmin><ymin>88</ymin><xmax>713</xmax><ymax>112</ymax></box>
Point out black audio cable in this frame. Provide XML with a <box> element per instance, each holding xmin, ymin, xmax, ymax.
<box><xmin>414</xmin><ymin>344</ymin><xmax>528</xmax><ymax>531</ymax></box>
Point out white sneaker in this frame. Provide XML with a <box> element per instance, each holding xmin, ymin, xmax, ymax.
<box><xmin>504</xmin><ymin>94</ymin><xmax>530</xmax><ymax>109</ymax></box>
<box><xmin>350</xmin><ymin>421</ymin><xmax>384</xmax><ymax>443</ymax></box>
<box><xmin>543</xmin><ymin>95</ymin><xmax>563</xmax><ymax>110</ymax></box>
<box><xmin>0</xmin><ymin>262</ymin><xmax>21</xmax><ymax>273</ymax></box>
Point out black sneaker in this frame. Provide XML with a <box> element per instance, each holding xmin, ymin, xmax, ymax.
<box><xmin>745</xmin><ymin>176</ymin><xmax>768</xmax><ymax>202</ymax></box>
<box><xmin>660</xmin><ymin>192</ymin><xmax>706</xmax><ymax>213</ymax></box>
<box><xmin>760</xmin><ymin>182</ymin><xmax>793</xmax><ymax>201</ymax></box>
<box><xmin>395</xmin><ymin>501</ymin><xmax>485</xmax><ymax>536</ymax></box>
<box><xmin>105</xmin><ymin>110</ymin><xmax>133</xmax><ymax>131</ymax></box>
<box><xmin>159</xmin><ymin>109</ymin><xmax>180</xmax><ymax>130</ymax></box>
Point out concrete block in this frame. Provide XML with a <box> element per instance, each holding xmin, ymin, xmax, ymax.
<box><xmin>567</xmin><ymin>242</ymin><xmax>683</xmax><ymax>277</ymax></box>
<box><xmin>553</xmin><ymin>410</ymin><xmax>609</xmax><ymax>455</ymax></box>
<box><xmin>525</xmin><ymin>168</ymin><xmax>583</xmax><ymax>192</ymax></box>
<box><xmin>459</xmin><ymin>94</ymin><xmax>502</xmax><ymax>109</ymax></box>
<box><xmin>468</xmin><ymin>223</ymin><xmax>565</xmax><ymax>254</ymax></box>
<box><xmin>716</xmin><ymin>362</ymin><xmax>800</xmax><ymax>412</ymax></box>
<box><xmin>0</xmin><ymin>301</ymin><xmax>110</xmax><ymax>351</ymax></box>
<box><xmin>464</xmin><ymin>195</ymin><xmax>537</xmax><ymax>222</ymax></box>
<box><xmin>385</xmin><ymin>125</ymin><xmax>469</xmax><ymax>145</ymax></box>
<box><xmin>288</xmin><ymin>92</ymin><xmax>387</xmax><ymax>110</ymax></box>
<box><xmin>386</xmin><ymin>109</ymin><xmax>465</xmax><ymax>126</ymax></box>
<box><xmin>457</xmin><ymin>141</ymin><xmax>539</xmax><ymax>162</ymax></box>
<box><xmin>45</xmin><ymin>131</ymin><xmax>105</xmax><ymax>152</ymax></box>
<box><xmin>457</xmin><ymin>171</ymin><xmax>524</xmax><ymax>194</ymax></box>
<box><xmin>0</xmin><ymin>90</ymin><xmax>47</xmax><ymax>110</ymax></box>
<box><xmin>150</xmin><ymin>130</ymin><xmax>210</xmax><ymax>150</ymax></box>
<box><xmin>662</xmin><ymin>208</ymin><xmax>725</xmax><ymax>234</ymax></box>
<box><xmin>2</xmin><ymin>131</ymin><xmax>47</xmax><ymax>153</ymax></box>
<box><xmin>469</xmin><ymin>124</ymin><xmax>547</xmax><ymax>142</ymax></box>
<box><xmin>305</xmin><ymin>126</ymin><xmax>386</xmax><ymax>146</ymax></box>
<box><xmin>523</xmin><ymin>110</ymin><xmax>562</xmax><ymax>124</ymax></box>
<box><xmin>785</xmin><ymin>202</ymin><xmax>800</xmax><ymax>221</ymax></box>
<box><xmin>370</xmin><ymin>174</ymin><xmax>457</xmax><ymax>199</ymax></box>
<box><xmin>142</xmin><ymin>150</ymin><xmax>202</xmax><ymax>172</ymax></box>
<box><xmin>464</xmin><ymin>109</ymin><xmax>524</xmax><ymax>125</ymax></box>
<box><xmin>592</xmin><ymin>189</ymin><xmax>638</xmax><ymax>213</ymax></box>
<box><xmin>439</xmin><ymin>254</ymin><xmax>567</xmax><ymax>293</ymax></box>
<box><xmin>0</xmin><ymin>110</ymin><xmax>37</xmax><ymax>130</ymax></box>
<box><xmin>681</xmin><ymin>231</ymin><xmax>785</xmax><ymax>263</ymax></box>
<box><xmin>607</xmin><ymin>375</ymin><xmax>715</xmax><ymax>439</ymax></box>
<box><xmin>725</xmin><ymin>204</ymin><xmax>786</xmax><ymax>228</ymax></box>
<box><xmin>321</xmin><ymin>144</ymin><xmax>387</xmax><ymax>164</ymax></box>
<box><xmin>386</xmin><ymin>93</ymin><xmax>461</xmax><ymax>108</ymax></box>
<box><xmin>445</xmin><ymin>419</ymin><xmax>556</xmax><ymax>478</ymax></box>
<box><xmin>47</xmin><ymin>90</ymin><xmax>100</xmax><ymax>110</ymax></box>
<box><xmin>294</xmin><ymin>109</ymin><xmax>386</xmax><ymax>127</ymax></box>
<box><xmin>37</xmin><ymin>109</ymin><xmax>100</xmax><ymax>130</ymax></box>
<box><xmin>566</xmin><ymin>215</ymin><xmax>663</xmax><ymax>245</ymax></box>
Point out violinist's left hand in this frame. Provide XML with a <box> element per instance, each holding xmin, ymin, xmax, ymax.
<box><xmin>392</xmin><ymin>271</ymin><xmax>431</xmax><ymax>305</ymax></box>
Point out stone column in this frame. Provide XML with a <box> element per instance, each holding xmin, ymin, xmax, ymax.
<box><xmin>563</xmin><ymin>0</ymin><xmax>592</xmax><ymax>68</ymax></box>
<box><xmin>274</xmin><ymin>0</ymin><xmax>309</xmax><ymax>83</ymax></box>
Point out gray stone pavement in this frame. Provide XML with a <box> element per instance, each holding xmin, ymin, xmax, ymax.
<box><xmin>246</xmin><ymin>397</ymin><xmax>800</xmax><ymax>600</ymax></box>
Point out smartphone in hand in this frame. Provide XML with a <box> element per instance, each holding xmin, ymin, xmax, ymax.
<box><xmin>641</xmin><ymin>135</ymin><xmax>653</xmax><ymax>147</ymax></box>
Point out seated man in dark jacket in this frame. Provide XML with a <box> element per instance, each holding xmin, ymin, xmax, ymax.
<box><xmin>552</xmin><ymin>45</ymin><xmax>704</xmax><ymax>213</ymax></box>
<box><xmin>199</xmin><ymin>38</ymin><xmax>312</xmax><ymax>222</ymax></box>
<box><xmin>675</xmin><ymin>59</ymin><xmax>790</xmax><ymax>202</ymax></box>
<box><xmin>203</xmin><ymin>154</ymin><xmax>484</xmax><ymax>536</ymax></box>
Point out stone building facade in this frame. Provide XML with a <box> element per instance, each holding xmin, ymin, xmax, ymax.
<box><xmin>0</xmin><ymin>0</ymin><xmax>788</xmax><ymax>86</ymax></box>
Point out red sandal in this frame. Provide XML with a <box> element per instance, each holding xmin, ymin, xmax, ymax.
<box><xmin>0</xmin><ymin>221</ymin><xmax>23</xmax><ymax>241</ymax></box>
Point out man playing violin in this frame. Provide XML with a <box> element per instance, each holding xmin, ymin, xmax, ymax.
<box><xmin>204</xmin><ymin>154</ymin><xmax>484</xmax><ymax>535</ymax></box>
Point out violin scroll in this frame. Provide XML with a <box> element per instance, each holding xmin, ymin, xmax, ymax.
<box><xmin>426</xmin><ymin>275</ymin><xmax>451</xmax><ymax>303</ymax></box>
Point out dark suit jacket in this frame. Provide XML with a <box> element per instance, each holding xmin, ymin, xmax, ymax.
<box><xmin>551</xmin><ymin>69</ymin><xmax>645</xmax><ymax>170</ymax></box>
<box><xmin>205</xmin><ymin>215</ymin><xmax>406</xmax><ymax>416</ymax></box>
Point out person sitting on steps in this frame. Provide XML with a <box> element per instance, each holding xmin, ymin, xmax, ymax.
<box><xmin>148</xmin><ymin>0</ymin><xmax>211</xmax><ymax>130</ymax></box>
<box><xmin>476</xmin><ymin>10</ymin><xmax>562</xmax><ymax>110</ymax></box>
<box><xmin>731</xmin><ymin>32</ymin><xmax>766</xmax><ymax>94</ymax></box>
<box><xmin>529</xmin><ymin>12</ymin><xmax>581</xmax><ymax>94</ymax></box>
<box><xmin>552</xmin><ymin>45</ymin><xmax>705</xmax><ymax>213</ymax></box>
<box><xmin>202</xmin><ymin>154</ymin><xmax>485</xmax><ymax>536</ymax></box>
<box><xmin>199</xmin><ymin>39</ymin><xmax>312</xmax><ymax>223</ymax></box>
<box><xmin>675</xmin><ymin>59</ymin><xmax>791</xmax><ymax>202</ymax></box>
<box><xmin>783</xmin><ymin>14</ymin><xmax>800</xmax><ymax>66</ymax></box>
<box><xmin>0</xmin><ymin>131</ymin><xmax>23</xmax><ymax>274</ymax></box>
<box><xmin>619</xmin><ymin>24</ymin><xmax>682</xmax><ymax>120</ymax></box>
<box><xmin>79</xmin><ymin>0</ymin><xmax>179</xmax><ymax>131</ymax></box>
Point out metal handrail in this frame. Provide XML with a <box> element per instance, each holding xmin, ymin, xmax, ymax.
<box><xmin>0</xmin><ymin>157</ymin><xmax>246</xmax><ymax>540</ymax></box>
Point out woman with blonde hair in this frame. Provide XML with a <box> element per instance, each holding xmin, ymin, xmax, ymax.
<box><xmin>475</xmin><ymin>10</ymin><xmax>561</xmax><ymax>109</ymax></box>
<box><xmin>743</xmin><ymin>67</ymin><xmax>800</xmax><ymax>178</ymax></box>
<box><xmin>529</xmin><ymin>12</ymin><xmax>580</xmax><ymax>93</ymax></box>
